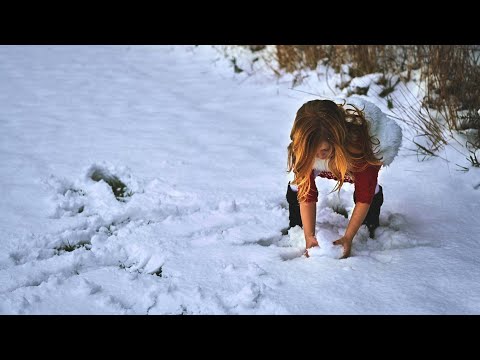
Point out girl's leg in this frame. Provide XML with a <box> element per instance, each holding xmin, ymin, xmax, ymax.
<box><xmin>286</xmin><ymin>182</ymin><xmax>302</xmax><ymax>228</ymax></box>
<box><xmin>354</xmin><ymin>185</ymin><xmax>384</xmax><ymax>238</ymax></box>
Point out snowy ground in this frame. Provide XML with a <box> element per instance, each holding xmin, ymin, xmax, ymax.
<box><xmin>1</xmin><ymin>45</ymin><xmax>479</xmax><ymax>314</ymax></box>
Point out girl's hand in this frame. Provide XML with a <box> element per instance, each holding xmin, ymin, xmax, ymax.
<box><xmin>306</xmin><ymin>235</ymin><xmax>319</xmax><ymax>249</ymax></box>
<box><xmin>333</xmin><ymin>236</ymin><xmax>353</xmax><ymax>259</ymax></box>
<box><xmin>304</xmin><ymin>235</ymin><xmax>319</xmax><ymax>257</ymax></box>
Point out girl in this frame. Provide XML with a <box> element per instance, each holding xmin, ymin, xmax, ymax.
<box><xmin>286</xmin><ymin>97</ymin><xmax>402</xmax><ymax>258</ymax></box>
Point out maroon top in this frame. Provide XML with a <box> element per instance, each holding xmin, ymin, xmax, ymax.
<box><xmin>301</xmin><ymin>164</ymin><xmax>381</xmax><ymax>204</ymax></box>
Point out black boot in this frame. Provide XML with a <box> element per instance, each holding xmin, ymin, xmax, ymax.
<box><xmin>286</xmin><ymin>182</ymin><xmax>302</xmax><ymax>230</ymax></box>
<box><xmin>353</xmin><ymin>185</ymin><xmax>384</xmax><ymax>238</ymax></box>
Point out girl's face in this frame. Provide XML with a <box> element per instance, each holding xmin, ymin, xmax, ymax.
<box><xmin>316</xmin><ymin>141</ymin><xmax>332</xmax><ymax>160</ymax></box>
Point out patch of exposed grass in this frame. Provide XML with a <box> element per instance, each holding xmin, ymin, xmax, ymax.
<box><xmin>152</xmin><ymin>266</ymin><xmax>163</xmax><ymax>277</ymax></box>
<box><xmin>387</xmin><ymin>99</ymin><xmax>394</xmax><ymax>109</ymax></box>
<box><xmin>379</xmin><ymin>86</ymin><xmax>395</xmax><ymax>98</ymax></box>
<box><xmin>55</xmin><ymin>240</ymin><xmax>91</xmax><ymax>253</ymax></box>
<box><xmin>348</xmin><ymin>86</ymin><xmax>369</xmax><ymax>97</ymax></box>
<box><xmin>89</xmin><ymin>169</ymin><xmax>133</xmax><ymax>201</ymax></box>
<box><xmin>332</xmin><ymin>206</ymin><xmax>349</xmax><ymax>219</ymax></box>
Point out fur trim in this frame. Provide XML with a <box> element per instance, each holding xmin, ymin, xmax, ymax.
<box><xmin>347</xmin><ymin>96</ymin><xmax>402</xmax><ymax>166</ymax></box>
<box><xmin>313</xmin><ymin>158</ymin><xmax>329</xmax><ymax>172</ymax></box>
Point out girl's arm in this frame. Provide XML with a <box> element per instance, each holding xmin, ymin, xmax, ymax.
<box><xmin>344</xmin><ymin>203</ymin><xmax>370</xmax><ymax>240</ymax></box>
<box><xmin>300</xmin><ymin>201</ymin><xmax>318</xmax><ymax>249</ymax></box>
<box><xmin>298</xmin><ymin>170</ymin><xmax>319</xmax><ymax>250</ymax></box>
<box><xmin>334</xmin><ymin>164</ymin><xmax>380</xmax><ymax>258</ymax></box>
<box><xmin>333</xmin><ymin>202</ymin><xmax>370</xmax><ymax>258</ymax></box>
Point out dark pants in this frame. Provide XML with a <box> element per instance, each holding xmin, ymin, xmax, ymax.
<box><xmin>286</xmin><ymin>183</ymin><xmax>384</xmax><ymax>238</ymax></box>
<box><xmin>286</xmin><ymin>182</ymin><xmax>302</xmax><ymax>228</ymax></box>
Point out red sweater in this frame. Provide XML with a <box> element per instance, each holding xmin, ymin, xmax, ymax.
<box><xmin>302</xmin><ymin>164</ymin><xmax>381</xmax><ymax>204</ymax></box>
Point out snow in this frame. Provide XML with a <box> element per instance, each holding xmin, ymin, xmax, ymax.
<box><xmin>1</xmin><ymin>45</ymin><xmax>479</xmax><ymax>314</ymax></box>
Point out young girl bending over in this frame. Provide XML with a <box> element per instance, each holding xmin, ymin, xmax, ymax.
<box><xmin>286</xmin><ymin>97</ymin><xmax>402</xmax><ymax>258</ymax></box>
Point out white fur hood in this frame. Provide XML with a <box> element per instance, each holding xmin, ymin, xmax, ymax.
<box><xmin>346</xmin><ymin>96</ymin><xmax>403</xmax><ymax>167</ymax></box>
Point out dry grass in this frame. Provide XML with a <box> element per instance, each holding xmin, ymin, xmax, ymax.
<box><xmin>419</xmin><ymin>46</ymin><xmax>480</xmax><ymax>131</ymax></box>
<box><xmin>218</xmin><ymin>45</ymin><xmax>480</xmax><ymax>158</ymax></box>
<box><xmin>237</xmin><ymin>45</ymin><xmax>480</xmax><ymax>155</ymax></box>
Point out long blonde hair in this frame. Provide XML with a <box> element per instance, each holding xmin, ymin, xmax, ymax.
<box><xmin>287</xmin><ymin>99</ymin><xmax>382</xmax><ymax>202</ymax></box>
